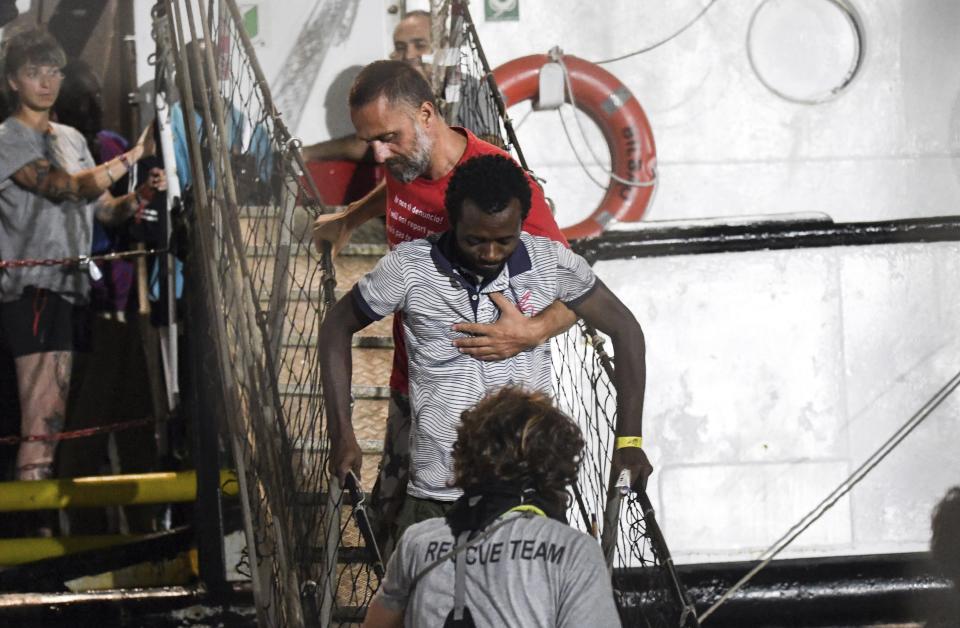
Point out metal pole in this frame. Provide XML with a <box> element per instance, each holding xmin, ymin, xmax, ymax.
<box><xmin>187</xmin><ymin>2</ymin><xmax>306</xmax><ymax>624</ymax></box>
<box><xmin>229</xmin><ymin>435</ymin><xmax>271</xmax><ymax>627</ymax></box>
<box><xmin>428</xmin><ymin>0</ymin><xmax>450</xmax><ymax>99</ymax></box>
<box><xmin>636</xmin><ymin>490</ymin><xmax>701</xmax><ymax>627</ymax></box>
<box><xmin>266</xmin><ymin>183</ymin><xmax>295</xmax><ymax>364</ymax></box>
<box><xmin>168</xmin><ymin>0</ymin><xmax>231</xmax><ymax>597</ymax></box>
<box><xmin>582</xmin><ymin>319</ymin><xmax>699</xmax><ymax>623</ymax></box>
<box><xmin>0</xmin><ymin>470</ymin><xmax>237</xmax><ymax>511</ymax></box>
<box><xmin>457</xmin><ymin>0</ymin><xmax>530</xmax><ymax>169</ymax></box>
<box><xmin>220</xmin><ymin>0</ymin><xmax>331</xmax><ymax>220</ymax></box>
<box><xmin>221</xmin><ymin>3</ymin><xmax>342</xmax><ymax>625</ymax></box>
<box><xmin>151</xmin><ymin>2</ymin><xmax>183</xmax><ymax>416</ymax></box>
<box><xmin>441</xmin><ymin>2</ymin><xmax>466</xmax><ymax>126</ymax></box>
<box><xmin>192</xmin><ymin>0</ymin><xmax>301</xmax><ymax>490</ymax></box>
<box><xmin>600</xmin><ymin>470</ymin><xmax>623</xmax><ymax>570</ymax></box>
<box><xmin>153</xmin><ymin>54</ymin><xmax>182</xmax><ymax>416</ymax></box>
<box><xmin>318</xmin><ymin>480</ymin><xmax>343</xmax><ymax>628</ymax></box>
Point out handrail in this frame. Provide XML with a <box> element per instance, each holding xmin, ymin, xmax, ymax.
<box><xmin>0</xmin><ymin>470</ymin><xmax>237</xmax><ymax>511</ymax></box>
<box><xmin>573</xmin><ymin>214</ymin><xmax>960</xmax><ymax>262</ymax></box>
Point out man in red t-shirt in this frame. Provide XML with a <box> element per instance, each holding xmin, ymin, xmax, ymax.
<box><xmin>313</xmin><ymin>60</ymin><xmax>575</xmax><ymax>555</ymax></box>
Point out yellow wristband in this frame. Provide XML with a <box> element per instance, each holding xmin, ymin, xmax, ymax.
<box><xmin>615</xmin><ymin>436</ymin><xmax>643</xmax><ymax>450</ymax></box>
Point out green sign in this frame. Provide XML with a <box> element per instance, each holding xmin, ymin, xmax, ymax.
<box><xmin>243</xmin><ymin>5</ymin><xmax>259</xmax><ymax>38</ymax></box>
<box><xmin>485</xmin><ymin>0</ymin><xmax>519</xmax><ymax>22</ymax></box>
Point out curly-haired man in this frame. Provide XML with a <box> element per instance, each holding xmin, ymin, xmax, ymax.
<box><xmin>362</xmin><ymin>386</ymin><xmax>622</xmax><ymax>628</ymax></box>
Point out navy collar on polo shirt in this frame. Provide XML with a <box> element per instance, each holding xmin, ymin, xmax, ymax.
<box><xmin>430</xmin><ymin>230</ymin><xmax>532</xmax><ymax>292</ymax></box>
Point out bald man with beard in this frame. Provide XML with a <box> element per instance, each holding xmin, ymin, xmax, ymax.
<box><xmin>314</xmin><ymin>60</ymin><xmax>579</xmax><ymax>558</ymax></box>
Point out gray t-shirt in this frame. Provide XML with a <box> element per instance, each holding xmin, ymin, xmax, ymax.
<box><xmin>0</xmin><ymin>118</ymin><xmax>97</xmax><ymax>303</ymax></box>
<box><xmin>374</xmin><ymin>513</ymin><xmax>622</xmax><ymax>628</ymax></box>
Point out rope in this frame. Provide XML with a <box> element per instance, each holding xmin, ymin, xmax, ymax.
<box><xmin>0</xmin><ymin>247</ymin><xmax>168</xmax><ymax>270</ymax></box>
<box><xmin>552</xmin><ymin>52</ymin><xmax>658</xmax><ymax>191</ymax></box>
<box><xmin>0</xmin><ymin>415</ymin><xmax>175</xmax><ymax>446</ymax></box>
<box><xmin>697</xmin><ymin>364</ymin><xmax>960</xmax><ymax>623</ymax></box>
<box><xmin>591</xmin><ymin>0</ymin><xmax>721</xmax><ymax>65</ymax></box>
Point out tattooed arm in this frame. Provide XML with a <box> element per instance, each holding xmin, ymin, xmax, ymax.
<box><xmin>11</xmin><ymin>159</ymin><xmax>84</xmax><ymax>202</ymax></box>
<box><xmin>94</xmin><ymin>167</ymin><xmax>167</xmax><ymax>226</ymax></box>
<box><xmin>12</xmin><ymin>150</ymin><xmax>139</xmax><ymax>201</ymax></box>
<box><xmin>93</xmin><ymin>191</ymin><xmax>137</xmax><ymax>226</ymax></box>
<box><xmin>10</xmin><ymin>125</ymin><xmax>155</xmax><ymax>202</ymax></box>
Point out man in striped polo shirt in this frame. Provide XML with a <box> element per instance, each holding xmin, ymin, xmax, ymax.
<box><xmin>315</xmin><ymin>60</ymin><xmax>576</xmax><ymax>556</ymax></box>
<box><xmin>320</xmin><ymin>154</ymin><xmax>650</xmax><ymax>541</ymax></box>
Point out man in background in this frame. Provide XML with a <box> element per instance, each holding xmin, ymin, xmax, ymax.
<box><xmin>302</xmin><ymin>10</ymin><xmax>497</xmax><ymax>164</ymax></box>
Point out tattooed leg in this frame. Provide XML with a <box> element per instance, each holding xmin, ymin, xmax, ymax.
<box><xmin>14</xmin><ymin>351</ymin><xmax>72</xmax><ymax>481</ymax></box>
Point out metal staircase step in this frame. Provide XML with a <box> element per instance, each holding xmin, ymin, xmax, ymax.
<box><xmin>332</xmin><ymin>606</ymin><xmax>367</xmax><ymax>623</ymax></box>
<box><xmin>242</xmin><ymin>242</ymin><xmax>388</xmax><ymax>260</ymax></box>
<box><xmin>341</xmin><ymin>242</ymin><xmax>388</xmax><ymax>257</ymax></box>
<box><xmin>243</xmin><ymin>243</ymin><xmax>315</xmax><ymax>258</ymax></box>
<box><xmin>288</xmin><ymin>437</ymin><xmax>384</xmax><ymax>456</ymax></box>
<box><xmin>278</xmin><ymin>384</ymin><xmax>390</xmax><ymax>401</ymax></box>
<box><xmin>294</xmin><ymin>490</ymin><xmax>373</xmax><ymax>507</ymax></box>
<box><xmin>352</xmin><ymin>335</ymin><xmax>394</xmax><ymax>349</ymax></box>
<box><xmin>256</xmin><ymin>287</ymin><xmax>346</xmax><ymax>303</ymax></box>
<box><xmin>281</xmin><ymin>335</ymin><xmax>395</xmax><ymax>349</ymax></box>
<box><xmin>238</xmin><ymin>204</ymin><xmax>284</xmax><ymax>218</ymax></box>
<box><xmin>352</xmin><ymin>385</ymin><xmax>391</xmax><ymax>400</ymax></box>
<box><xmin>335</xmin><ymin>547</ymin><xmax>375</xmax><ymax>565</ymax></box>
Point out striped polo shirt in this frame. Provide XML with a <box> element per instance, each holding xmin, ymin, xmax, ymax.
<box><xmin>352</xmin><ymin>231</ymin><xmax>598</xmax><ymax>501</ymax></box>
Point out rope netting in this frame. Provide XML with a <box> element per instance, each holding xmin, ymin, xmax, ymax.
<box><xmin>429</xmin><ymin>1</ymin><xmax>503</xmax><ymax>145</ymax></box>
<box><xmin>431</xmin><ymin>2</ymin><xmax>698</xmax><ymax>625</ymax></box>
<box><xmin>154</xmin><ymin>0</ymin><xmax>695</xmax><ymax>625</ymax></box>
<box><xmin>155</xmin><ymin>1</ymin><xmax>376</xmax><ymax>625</ymax></box>
<box><xmin>554</xmin><ymin>324</ymin><xmax>697</xmax><ymax>627</ymax></box>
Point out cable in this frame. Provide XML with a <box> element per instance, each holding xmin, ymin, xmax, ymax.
<box><xmin>592</xmin><ymin>0</ymin><xmax>720</xmax><ymax>65</ymax></box>
<box><xmin>557</xmin><ymin>108</ymin><xmax>610</xmax><ymax>191</ymax></box>
<box><xmin>553</xmin><ymin>55</ymin><xmax>657</xmax><ymax>190</ymax></box>
<box><xmin>698</xmin><ymin>364</ymin><xmax>960</xmax><ymax>623</ymax></box>
<box><xmin>0</xmin><ymin>247</ymin><xmax>168</xmax><ymax>270</ymax></box>
<box><xmin>0</xmin><ymin>415</ymin><xmax>177</xmax><ymax>446</ymax></box>
<box><xmin>513</xmin><ymin>105</ymin><xmax>534</xmax><ymax>132</ymax></box>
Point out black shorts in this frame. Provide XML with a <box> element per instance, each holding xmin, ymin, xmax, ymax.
<box><xmin>0</xmin><ymin>287</ymin><xmax>91</xmax><ymax>358</ymax></box>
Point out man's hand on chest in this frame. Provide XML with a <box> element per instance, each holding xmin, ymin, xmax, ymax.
<box><xmin>451</xmin><ymin>291</ymin><xmax>544</xmax><ymax>361</ymax></box>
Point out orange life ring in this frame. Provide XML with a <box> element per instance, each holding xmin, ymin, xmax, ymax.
<box><xmin>493</xmin><ymin>54</ymin><xmax>657</xmax><ymax>240</ymax></box>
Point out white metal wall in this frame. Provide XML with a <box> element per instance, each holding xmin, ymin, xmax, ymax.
<box><xmin>596</xmin><ymin>240</ymin><xmax>960</xmax><ymax>563</ymax></box>
<box><xmin>466</xmin><ymin>0</ymin><xmax>960</xmax><ymax>227</ymax></box>
<box><xmin>429</xmin><ymin>0</ymin><xmax>960</xmax><ymax>563</ymax></box>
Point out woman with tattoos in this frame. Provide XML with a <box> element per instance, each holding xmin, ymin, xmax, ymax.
<box><xmin>0</xmin><ymin>29</ymin><xmax>162</xmax><ymax>512</ymax></box>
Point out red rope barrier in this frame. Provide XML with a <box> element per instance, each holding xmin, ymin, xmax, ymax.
<box><xmin>0</xmin><ymin>416</ymin><xmax>175</xmax><ymax>446</ymax></box>
<box><xmin>0</xmin><ymin>247</ymin><xmax>168</xmax><ymax>271</ymax></box>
